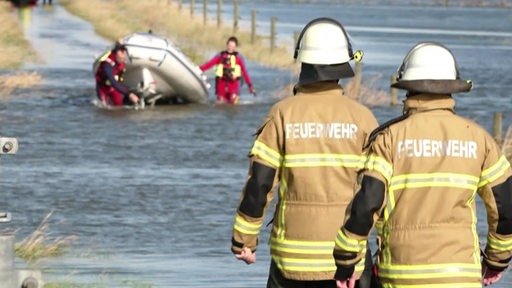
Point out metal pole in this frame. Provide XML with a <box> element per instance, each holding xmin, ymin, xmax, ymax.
<box><xmin>217</xmin><ymin>0</ymin><xmax>222</xmax><ymax>28</ymax></box>
<box><xmin>0</xmin><ymin>235</ymin><xmax>15</xmax><ymax>287</ymax></box>
<box><xmin>390</xmin><ymin>74</ymin><xmax>398</xmax><ymax>106</ymax></box>
<box><xmin>251</xmin><ymin>10</ymin><xmax>256</xmax><ymax>44</ymax></box>
<box><xmin>233</xmin><ymin>0</ymin><xmax>239</xmax><ymax>34</ymax></box>
<box><xmin>293</xmin><ymin>31</ymin><xmax>300</xmax><ymax>63</ymax></box>
<box><xmin>494</xmin><ymin>112</ymin><xmax>503</xmax><ymax>143</ymax></box>
<box><xmin>270</xmin><ymin>16</ymin><xmax>277</xmax><ymax>53</ymax></box>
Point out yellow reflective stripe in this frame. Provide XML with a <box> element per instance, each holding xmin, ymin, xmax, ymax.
<box><xmin>487</xmin><ymin>233</ymin><xmax>512</xmax><ymax>251</ymax></box>
<box><xmin>466</xmin><ymin>189</ymin><xmax>480</xmax><ymax>264</ymax></box>
<box><xmin>354</xmin><ymin>247</ymin><xmax>367</xmax><ymax>272</ymax></box>
<box><xmin>273</xmin><ymin>256</ymin><xmax>336</xmax><ymax>272</ymax></box>
<box><xmin>284</xmin><ymin>153</ymin><xmax>366</xmax><ymax>168</ymax></box>
<box><xmin>378</xmin><ymin>263</ymin><xmax>481</xmax><ymax>279</ymax></box>
<box><xmin>479</xmin><ymin>155</ymin><xmax>510</xmax><ymax>187</ymax></box>
<box><xmin>271</xmin><ymin>237</ymin><xmax>334</xmax><ymax>254</ymax></box>
<box><xmin>251</xmin><ymin>140</ymin><xmax>282</xmax><ymax>168</ymax></box>
<box><xmin>233</xmin><ymin>215</ymin><xmax>261</xmax><ymax>235</ymax></box>
<box><xmin>335</xmin><ymin>230</ymin><xmax>366</xmax><ymax>253</ymax></box>
<box><xmin>390</xmin><ymin>173</ymin><xmax>479</xmax><ymax>191</ymax></box>
<box><xmin>277</xmin><ymin>174</ymin><xmax>288</xmax><ymax>239</ymax></box>
<box><xmin>381</xmin><ymin>185</ymin><xmax>395</xmax><ymax>265</ymax></box>
<box><xmin>381</xmin><ymin>283</ymin><xmax>482</xmax><ymax>288</ymax></box>
<box><xmin>365</xmin><ymin>154</ymin><xmax>393</xmax><ymax>182</ymax></box>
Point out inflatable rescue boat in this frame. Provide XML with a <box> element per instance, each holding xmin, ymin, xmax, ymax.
<box><xmin>93</xmin><ymin>32</ymin><xmax>210</xmax><ymax>106</ymax></box>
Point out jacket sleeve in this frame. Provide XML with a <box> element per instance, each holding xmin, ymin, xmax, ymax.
<box><xmin>478</xmin><ymin>135</ymin><xmax>512</xmax><ymax>271</ymax></box>
<box><xmin>102</xmin><ymin>63</ymin><xmax>129</xmax><ymax>96</ymax></box>
<box><xmin>333</xmin><ymin>129</ymin><xmax>391</xmax><ymax>279</ymax></box>
<box><xmin>200</xmin><ymin>54</ymin><xmax>220</xmax><ymax>72</ymax></box>
<box><xmin>232</xmin><ymin>106</ymin><xmax>283</xmax><ymax>254</ymax></box>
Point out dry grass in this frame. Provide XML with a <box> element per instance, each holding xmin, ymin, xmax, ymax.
<box><xmin>502</xmin><ymin>126</ymin><xmax>512</xmax><ymax>163</ymax></box>
<box><xmin>15</xmin><ymin>211</ymin><xmax>77</xmax><ymax>262</ymax></box>
<box><xmin>60</xmin><ymin>0</ymin><xmax>294</xmax><ymax>67</ymax></box>
<box><xmin>343</xmin><ymin>75</ymin><xmax>390</xmax><ymax>106</ymax></box>
<box><xmin>0</xmin><ymin>71</ymin><xmax>43</xmax><ymax>96</ymax></box>
<box><xmin>272</xmin><ymin>70</ymin><xmax>390</xmax><ymax>107</ymax></box>
<box><xmin>0</xmin><ymin>2</ymin><xmax>37</xmax><ymax>69</ymax></box>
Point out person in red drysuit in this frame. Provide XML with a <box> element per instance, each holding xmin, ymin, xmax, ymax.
<box><xmin>95</xmin><ymin>42</ymin><xmax>139</xmax><ymax>106</ymax></box>
<box><xmin>200</xmin><ymin>36</ymin><xmax>256</xmax><ymax>104</ymax></box>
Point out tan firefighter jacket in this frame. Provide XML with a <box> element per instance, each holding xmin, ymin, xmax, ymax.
<box><xmin>334</xmin><ymin>94</ymin><xmax>512</xmax><ymax>287</ymax></box>
<box><xmin>232</xmin><ymin>82</ymin><xmax>378</xmax><ymax>281</ymax></box>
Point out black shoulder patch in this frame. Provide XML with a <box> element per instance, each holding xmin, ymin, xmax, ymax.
<box><xmin>364</xmin><ymin>114</ymin><xmax>409</xmax><ymax>150</ymax></box>
<box><xmin>252</xmin><ymin>118</ymin><xmax>272</xmax><ymax>137</ymax></box>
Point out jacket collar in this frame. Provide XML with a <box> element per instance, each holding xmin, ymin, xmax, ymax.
<box><xmin>403</xmin><ymin>94</ymin><xmax>455</xmax><ymax>114</ymax></box>
<box><xmin>294</xmin><ymin>82</ymin><xmax>343</xmax><ymax>95</ymax></box>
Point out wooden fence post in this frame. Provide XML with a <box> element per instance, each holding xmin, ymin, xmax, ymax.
<box><xmin>217</xmin><ymin>0</ymin><xmax>222</xmax><ymax>28</ymax></box>
<box><xmin>494</xmin><ymin>112</ymin><xmax>503</xmax><ymax>143</ymax></box>
<box><xmin>190</xmin><ymin>0</ymin><xmax>195</xmax><ymax>16</ymax></box>
<box><xmin>353</xmin><ymin>61</ymin><xmax>361</xmax><ymax>99</ymax></box>
<box><xmin>178</xmin><ymin>0</ymin><xmax>182</xmax><ymax>10</ymax></box>
<box><xmin>251</xmin><ymin>10</ymin><xmax>256</xmax><ymax>44</ymax></box>
<box><xmin>233</xmin><ymin>0</ymin><xmax>239</xmax><ymax>34</ymax></box>
<box><xmin>270</xmin><ymin>16</ymin><xmax>277</xmax><ymax>53</ymax></box>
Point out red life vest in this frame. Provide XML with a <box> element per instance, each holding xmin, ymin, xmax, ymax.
<box><xmin>95</xmin><ymin>51</ymin><xmax>126</xmax><ymax>87</ymax></box>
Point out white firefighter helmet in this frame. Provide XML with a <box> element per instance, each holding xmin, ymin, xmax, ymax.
<box><xmin>294</xmin><ymin>18</ymin><xmax>363</xmax><ymax>84</ymax></box>
<box><xmin>392</xmin><ymin>42</ymin><xmax>472</xmax><ymax>94</ymax></box>
<box><xmin>294</xmin><ymin>18</ymin><xmax>361</xmax><ymax>65</ymax></box>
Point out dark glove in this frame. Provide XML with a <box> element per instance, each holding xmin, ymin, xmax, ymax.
<box><xmin>248</xmin><ymin>84</ymin><xmax>256</xmax><ymax>97</ymax></box>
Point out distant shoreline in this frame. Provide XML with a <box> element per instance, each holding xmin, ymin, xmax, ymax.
<box><xmin>286</xmin><ymin>0</ymin><xmax>512</xmax><ymax>8</ymax></box>
<box><xmin>59</xmin><ymin>0</ymin><xmax>295</xmax><ymax>69</ymax></box>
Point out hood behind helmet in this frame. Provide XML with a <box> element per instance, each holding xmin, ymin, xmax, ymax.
<box><xmin>298</xmin><ymin>63</ymin><xmax>355</xmax><ymax>85</ymax></box>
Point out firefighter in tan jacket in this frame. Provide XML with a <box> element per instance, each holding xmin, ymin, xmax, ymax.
<box><xmin>333</xmin><ymin>42</ymin><xmax>512</xmax><ymax>288</ymax></box>
<box><xmin>231</xmin><ymin>18</ymin><xmax>379</xmax><ymax>288</ymax></box>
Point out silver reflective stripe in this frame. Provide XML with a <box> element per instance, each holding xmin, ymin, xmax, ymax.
<box><xmin>278</xmin><ymin>258</ymin><xmax>334</xmax><ymax>268</ymax></box>
<box><xmin>284</xmin><ymin>154</ymin><xmax>365</xmax><ymax>168</ymax></box>
<box><xmin>391</xmin><ymin>174</ymin><xmax>478</xmax><ymax>189</ymax></box>
<box><xmin>251</xmin><ymin>141</ymin><xmax>282</xmax><ymax>167</ymax></box>
<box><xmin>271</xmin><ymin>238</ymin><xmax>334</xmax><ymax>254</ymax></box>
<box><xmin>335</xmin><ymin>231</ymin><xmax>365</xmax><ymax>252</ymax></box>
<box><xmin>379</xmin><ymin>265</ymin><xmax>481</xmax><ymax>276</ymax></box>
<box><xmin>479</xmin><ymin>156</ymin><xmax>510</xmax><ymax>187</ymax></box>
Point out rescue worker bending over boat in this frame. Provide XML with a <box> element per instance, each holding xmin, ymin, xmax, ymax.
<box><xmin>333</xmin><ymin>42</ymin><xmax>512</xmax><ymax>288</ymax></box>
<box><xmin>95</xmin><ymin>41</ymin><xmax>139</xmax><ymax>106</ymax></box>
<box><xmin>200</xmin><ymin>36</ymin><xmax>255</xmax><ymax>104</ymax></box>
<box><xmin>231</xmin><ymin>18</ymin><xmax>378</xmax><ymax>288</ymax></box>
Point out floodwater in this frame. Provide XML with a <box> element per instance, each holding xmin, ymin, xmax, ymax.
<box><xmin>0</xmin><ymin>0</ymin><xmax>510</xmax><ymax>287</ymax></box>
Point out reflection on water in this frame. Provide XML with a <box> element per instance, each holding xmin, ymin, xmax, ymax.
<box><xmin>2</xmin><ymin>1</ymin><xmax>511</xmax><ymax>287</ymax></box>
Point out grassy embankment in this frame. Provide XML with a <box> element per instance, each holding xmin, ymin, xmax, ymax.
<box><xmin>0</xmin><ymin>2</ymin><xmax>42</xmax><ymax>94</ymax></box>
<box><xmin>0</xmin><ymin>1</ymin><xmax>37</xmax><ymax>69</ymax></box>
<box><xmin>59</xmin><ymin>0</ymin><xmax>292</xmax><ymax>68</ymax></box>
